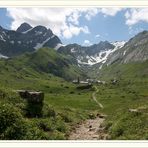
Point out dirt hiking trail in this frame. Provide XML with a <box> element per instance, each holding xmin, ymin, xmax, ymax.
<box><xmin>69</xmin><ymin>115</ymin><xmax>107</xmax><ymax>140</ymax></box>
<box><xmin>69</xmin><ymin>87</ymin><xmax>107</xmax><ymax>140</ymax></box>
<box><xmin>92</xmin><ymin>86</ymin><xmax>104</xmax><ymax>108</ymax></box>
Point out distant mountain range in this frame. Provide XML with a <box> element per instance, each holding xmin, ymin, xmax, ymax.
<box><xmin>58</xmin><ymin>41</ymin><xmax>126</xmax><ymax>68</ymax></box>
<box><xmin>0</xmin><ymin>22</ymin><xmax>148</xmax><ymax>73</ymax></box>
<box><xmin>0</xmin><ymin>23</ymin><xmax>63</xmax><ymax>57</ymax></box>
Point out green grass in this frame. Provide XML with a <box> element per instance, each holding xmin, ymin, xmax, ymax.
<box><xmin>0</xmin><ymin>49</ymin><xmax>100</xmax><ymax>139</ymax></box>
<box><xmin>0</xmin><ymin>77</ymin><xmax>99</xmax><ymax>139</ymax></box>
<box><xmin>0</xmin><ymin>48</ymin><xmax>147</xmax><ymax>140</ymax></box>
<box><xmin>91</xmin><ymin>61</ymin><xmax>148</xmax><ymax>139</ymax></box>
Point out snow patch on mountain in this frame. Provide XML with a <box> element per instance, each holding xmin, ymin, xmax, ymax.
<box><xmin>77</xmin><ymin>41</ymin><xmax>126</xmax><ymax>66</ymax></box>
<box><xmin>51</xmin><ymin>35</ymin><xmax>55</xmax><ymax>39</ymax></box>
<box><xmin>71</xmin><ymin>48</ymin><xmax>76</xmax><ymax>53</ymax></box>
<box><xmin>0</xmin><ymin>53</ymin><xmax>8</xmax><ymax>59</ymax></box>
<box><xmin>35</xmin><ymin>31</ymin><xmax>43</xmax><ymax>36</ymax></box>
<box><xmin>10</xmin><ymin>41</ymin><xmax>14</xmax><ymax>44</ymax></box>
<box><xmin>77</xmin><ymin>49</ymin><xmax>113</xmax><ymax>66</ymax></box>
<box><xmin>0</xmin><ymin>35</ymin><xmax>6</xmax><ymax>42</ymax></box>
<box><xmin>54</xmin><ymin>43</ymin><xmax>65</xmax><ymax>50</ymax></box>
<box><xmin>34</xmin><ymin>37</ymin><xmax>51</xmax><ymax>50</ymax></box>
<box><xmin>123</xmin><ymin>50</ymin><xmax>127</xmax><ymax>56</ymax></box>
<box><xmin>111</xmin><ymin>41</ymin><xmax>126</xmax><ymax>49</ymax></box>
<box><xmin>22</xmin><ymin>28</ymin><xmax>33</xmax><ymax>34</ymax></box>
<box><xmin>18</xmin><ymin>41</ymin><xmax>21</xmax><ymax>44</ymax></box>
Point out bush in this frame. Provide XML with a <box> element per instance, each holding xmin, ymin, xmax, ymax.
<box><xmin>59</xmin><ymin>113</ymin><xmax>73</xmax><ymax>123</ymax></box>
<box><xmin>0</xmin><ymin>102</ymin><xmax>28</xmax><ymax>139</ymax></box>
<box><xmin>36</xmin><ymin>119</ymin><xmax>54</xmax><ymax>132</ymax></box>
<box><xmin>109</xmin><ymin>111</ymin><xmax>148</xmax><ymax>140</ymax></box>
<box><xmin>0</xmin><ymin>102</ymin><xmax>47</xmax><ymax>140</ymax></box>
<box><xmin>0</xmin><ymin>103</ymin><xmax>23</xmax><ymax>133</ymax></box>
<box><xmin>55</xmin><ymin>116</ymin><xmax>67</xmax><ymax>133</ymax></box>
<box><xmin>42</xmin><ymin>104</ymin><xmax>56</xmax><ymax>118</ymax></box>
<box><xmin>51</xmin><ymin>130</ymin><xmax>66</xmax><ymax>140</ymax></box>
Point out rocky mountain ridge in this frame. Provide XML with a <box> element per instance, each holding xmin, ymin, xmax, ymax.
<box><xmin>105</xmin><ymin>31</ymin><xmax>148</xmax><ymax>65</ymax></box>
<box><xmin>0</xmin><ymin>23</ymin><xmax>63</xmax><ymax>57</ymax></box>
<box><xmin>0</xmin><ymin>23</ymin><xmax>148</xmax><ymax>71</ymax></box>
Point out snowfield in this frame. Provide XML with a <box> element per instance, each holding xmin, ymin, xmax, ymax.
<box><xmin>76</xmin><ymin>41</ymin><xmax>126</xmax><ymax>67</ymax></box>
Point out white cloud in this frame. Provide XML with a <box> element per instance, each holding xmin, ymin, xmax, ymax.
<box><xmin>63</xmin><ymin>25</ymin><xmax>90</xmax><ymax>39</ymax></box>
<box><xmin>85</xmin><ymin>8</ymin><xmax>122</xmax><ymax>20</ymax></box>
<box><xmin>85</xmin><ymin>8</ymin><xmax>99</xmax><ymax>20</ymax></box>
<box><xmin>83</xmin><ymin>40</ymin><xmax>92</xmax><ymax>46</ymax></box>
<box><xmin>67</xmin><ymin>11</ymin><xmax>81</xmax><ymax>25</ymax></box>
<box><xmin>6</xmin><ymin>8</ymin><xmax>98</xmax><ymax>39</ymax></box>
<box><xmin>99</xmin><ymin>8</ymin><xmax>123</xmax><ymax>16</ymax></box>
<box><xmin>125</xmin><ymin>8</ymin><xmax>148</xmax><ymax>26</ymax></box>
<box><xmin>95</xmin><ymin>34</ymin><xmax>100</xmax><ymax>38</ymax></box>
<box><xmin>6</xmin><ymin>8</ymin><xmax>124</xmax><ymax>39</ymax></box>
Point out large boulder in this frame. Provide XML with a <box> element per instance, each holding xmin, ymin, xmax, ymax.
<box><xmin>17</xmin><ymin>90</ymin><xmax>44</xmax><ymax>103</ymax></box>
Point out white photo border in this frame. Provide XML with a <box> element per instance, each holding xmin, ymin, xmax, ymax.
<box><xmin>0</xmin><ymin>0</ymin><xmax>148</xmax><ymax>147</ymax></box>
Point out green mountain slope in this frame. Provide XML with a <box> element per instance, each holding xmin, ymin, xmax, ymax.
<box><xmin>91</xmin><ymin>60</ymin><xmax>148</xmax><ymax>140</ymax></box>
<box><xmin>106</xmin><ymin>31</ymin><xmax>148</xmax><ymax>65</ymax></box>
<box><xmin>0</xmin><ymin>48</ymin><xmax>85</xmax><ymax>85</ymax></box>
<box><xmin>98</xmin><ymin>60</ymin><xmax>148</xmax><ymax>81</ymax></box>
<box><xmin>0</xmin><ymin>47</ymin><xmax>99</xmax><ymax>140</ymax></box>
<box><xmin>87</xmin><ymin>34</ymin><xmax>148</xmax><ymax>139</ymax></box>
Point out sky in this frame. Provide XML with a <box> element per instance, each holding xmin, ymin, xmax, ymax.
<box><xmin>0</xmin><ymin>8</ymin><xmax>148</xmax><ymax>46</ymax></box>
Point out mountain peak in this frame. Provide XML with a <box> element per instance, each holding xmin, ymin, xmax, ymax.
<box><xmin>99</xmin><ymin>40</ymin><xmax>109</xmax><ymax>44</ymax></box>
<box><xmin>16</xmin><ymin>22</ymin><xmax>32</xmax><ymax>33</ymax></box>
<box><xmin>33</xmin><ymin>25</ymin><xmax>49</xmax><ymax>33</ymax></box>
<box><xmin>140</xmin><ymin>30</ymin><xmax>148</xmax><ymax>35</ymax></box>
<box><xmin>0</xmin><ymin>22</ymin><xmax>62</xmax><ymax>57</ymax></box>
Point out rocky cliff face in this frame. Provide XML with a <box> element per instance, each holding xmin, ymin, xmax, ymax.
<box><xmin>106</xmin><ymin>31</ymin><xmax>148</xmax><ymax>65</ymax></box>
<box><xmin>0</xmin><ymin>23</ymin><xmax>62</xmax><ymax>57</ymax></box>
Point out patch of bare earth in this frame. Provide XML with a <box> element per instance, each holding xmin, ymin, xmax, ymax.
<box><xmin>69</xmin><ymin>115</ymin><xmax>108</xmax><ymax>140</ymax></box>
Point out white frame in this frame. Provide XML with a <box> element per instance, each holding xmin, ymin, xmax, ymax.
<box><xmin>0</xmin><ymin>0</ymin><xmax>148</xmax><ymax>147</ymax></box>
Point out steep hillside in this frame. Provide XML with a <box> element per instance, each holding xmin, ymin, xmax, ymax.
<box><xmin>106</xmin><ymin>31</ymin><xmax>148</xmax><ymax>65</ymax></box>
<box><xmin>98</xmin><ymin>60</ymin><xmax>148</xmax><ymax>81</ymax></box>
<box><xmin>92</xmin><ymin>32</ymin><xmax>148</xmax><ymax>140</ymax></box>
<box><xmin>0</xmin><ymin>48</ymin><xmax>85</xmax><ymax>83</ymax></box>
<box><xmin>87</xmin><ymin>31</ymin><xmax>148</xmax><ymax>78</ymax></box>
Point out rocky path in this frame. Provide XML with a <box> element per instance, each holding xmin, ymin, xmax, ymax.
<box><xmin>69</xmin><ymin>87</ymin><xmax>107</xmax><ymax>140</ymax></box>
<box><xmin>69</xmin><ymin>116</ymin><xmax>107</xmax><ymax>140</ymax></box>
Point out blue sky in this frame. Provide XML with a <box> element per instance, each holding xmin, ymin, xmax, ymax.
<box><xmin>0</xmin><ymin>8</ymin><xmax>12</xmax><ymax>29</ymax></box>
<box><xmin>0</xmin><ymin>8</ymin><xmax>148</xmax><ymax>45</ymax></box>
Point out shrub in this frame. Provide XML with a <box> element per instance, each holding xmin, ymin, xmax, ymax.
<box><xmin>42</xmin><ymin>104</ymin><xmax>56</xmax><ymax>118</ymax></box>
<box><xmin>0</xmin><ymin>102</ymin><xmax>49</xmax><ymax>140</ymax></box>
<box><xmin>55</xmin><ymin>116</ymin><xmax>67</xmax><ymax>133</ymax></box>
<box><xmin>37</xmin><ymin>119</ymin><xmax>54</xmax><ymax>132</ymax></box>
<box><xmin>0</xmin><ymin>103</ymin><xmax>24</xmax><ymax>134</ymax></box>
<box><xmin>60</xmin><ymin>113</ymin><xmax>73</xmax><ymax>123</ymax></box>
<box><xmin>51</xmin><ymin>130</ymin><xmax>66</xmax><ymax>140</ymax></box>
<box><xmin>0</xmin><ymin>102</ymin><xmax>29</xmax><ymax>139</ymax></box>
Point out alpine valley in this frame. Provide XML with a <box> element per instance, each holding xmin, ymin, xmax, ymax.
<box><xmin>0</xmin><ymin>23</ymin><xmax>148</xmax><ymax>140</ymax></box>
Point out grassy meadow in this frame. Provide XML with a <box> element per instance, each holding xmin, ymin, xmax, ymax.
<box><xmin>0</xmin><ymin>48</ymin><xmax>147</xmax><ymax>140</ymax></box>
